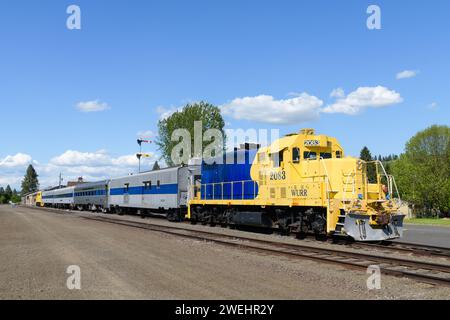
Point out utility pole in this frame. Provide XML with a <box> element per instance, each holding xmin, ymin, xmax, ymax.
<box><xmin>58</xmin><ymin>173</ymin><xmax>63</xmax><ymax>188</ymax></box>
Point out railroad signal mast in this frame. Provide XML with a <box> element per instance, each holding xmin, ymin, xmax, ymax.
<box><xmin>136</xmin><ymin>138</ymin><xmax>152</xmax><ymax>173</ymax></box>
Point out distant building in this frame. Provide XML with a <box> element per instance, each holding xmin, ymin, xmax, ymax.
<box><xmin>67</xmin><ymin>177</ymin><xmax>86</xmax><ymax>187</ymax></box>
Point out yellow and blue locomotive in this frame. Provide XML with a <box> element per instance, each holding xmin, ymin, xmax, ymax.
<box><xmin>188</xmin><ymin>128</ymin><xmax>405</xmax><ymax>241</ymax></box>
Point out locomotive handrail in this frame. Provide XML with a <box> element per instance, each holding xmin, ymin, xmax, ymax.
<box><xmin>367</xmin><ymin>160</ymin><xmax>401</xmax><ymax>201</ymax></box>
<box><xmin>319</xmin><ymin>158</ymin><xmax>332</xmax><ymax>209</ymax></box>
<box><xmin>199</xmin><ymin>180</ymin><xmax>257</xmax><ymax>200</ymax></box>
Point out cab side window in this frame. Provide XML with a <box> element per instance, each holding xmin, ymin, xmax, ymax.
<box><xmin>320</xmin><ymin>152</ymin><xmax>332</xmax><ymax>159</ymax></box>
<box><xmin>292</xmin><ymin>147</ymin><xmax>300</xmax><ymax>163</ymax></box>
<box><xmin>336</xmin><ymin>150</ymin><xmax>342</xmax><ymax>158</ymax></box>
<box><xmin>270</xmin><ymin>151</ymin><xmax>284</xmax><ymax>168</ymax></box>
<box><xmin>304</xmin><ymin>151</ymin><xmax>317</xmax><ymax>160</ymax></box>
<box><xmin>278</xmin><ymin>150</ymin><xmax>284</xmax><ymax>166</ymax></box>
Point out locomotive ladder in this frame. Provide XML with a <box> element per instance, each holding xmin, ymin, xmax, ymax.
<box><xmin>341</xmin><ymin>170</ymin><xmax>356</xmax><ymax>212</ymax></box>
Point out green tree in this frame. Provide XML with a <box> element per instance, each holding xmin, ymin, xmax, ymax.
<box><xmin>21</xmin><ymin>164</ymin><xmax>39</xmax><ymax>196</ymax></box>
<box><xmin>0</xmin><ymin>187</ymin><xmax>5</xmax><ymax>204</ymax></box>
<box><xmin>360</xmin><ymin>146</ymin><xmax>376</xmax><ymax>183</ymax></box>
<box><xmin>392</xmin><ymin>125</ymin><xmax>450</xmax><ymax>215</ymax></box>
<box><xmin>379</xmin><ymin>154</ymin><xmax>398</xmax><ymax>175</ymax></box>
<box><xmin>156</xmin><ymin>101</ymin><xmax>226</xmax><ymax>166</ymax></box>
<box><xmin>5</xmin><ymin>185</ymin><xmax>12</xmax><ymax>198</ymax></box>
<box><xmin>152</xmin><ymin>161</ymin><xmax>160</xmax><ymax>171</ymax></box>
<box><xmin>1</xmin><ymin>185</ymin><xmax>13</xmax><ymax>204</ymax></box>
<box><xmin>11</xmin><ymin>189</ymin><xmax>21</xmax><ymax>203</ymax></box>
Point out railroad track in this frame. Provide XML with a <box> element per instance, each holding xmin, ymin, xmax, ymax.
<box><xmin>80</xmin><ymin>214</ymin><xmax>450</xmax><ymax>287</ymax></box>
<box><xmin>23</xmin><ymin>205</ymin><xmax>450</xmax><ymax>258</ymax></box>
<box><xmin>349</xmin><ymin>240</ymin><xmax>450</xmax><ymax>259</ymax></box>
<box><xmin>178</xmin><ymin>218</ymin><xmax>450</xmax><ymax>259</ymax></box>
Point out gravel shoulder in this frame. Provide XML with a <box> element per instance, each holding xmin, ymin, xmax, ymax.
<box><xmin>1</xmin><ymin>205</ymin><xmax>449</xmax><ymax>300</ymax></box>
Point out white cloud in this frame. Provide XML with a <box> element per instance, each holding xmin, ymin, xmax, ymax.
<box><xmin>330</xmin><ymin>88</ymin><xmax>345</xmax><ymax>98</ymax></box>
<box><xmin>0</xmin><ymin>176</ymin><xmax>22</xmax><ymax>187</ymax></box>
<box><xmin>427</xmin><ymin>102</ymin><xmax>438</xmax><ymax>110</ymax></box>
<box><xmin>0</xmin><ymin>149</ymin><xmax>159</xmax><ymax>190</ymax></box>
<box><xmin>50</xmin><ymin>149</ymin><xmax>154</xmax><ymax>167</ymax></box>
<box><xmin>50</xmin><ymin>150</ymin><xmax>111</xmax><ymax>167</ymax></box>
<box><xmin>322</xmin><ymin>86</ymin><xmax>403</xmax><ymax>115</ymax></box>
<box><xmin>396</xmin><ymin>70</ymin><xmax>418</xmax><ymax>80</ymax></box>
<box><xmin>0</xmin><ymin>153</ymin><xmax>33</xmax><ymax>189</ymax></box>
<box><xmin>42</xmin><ymin>150</ymin><xmax>156</xmax><ymax>189</ymax></box>
<box><xmin>76</xmin><ymin>100</ymin><xmax>110</xmax><ymax>112</ymax></box>
<box><xmin>137</xmin><ymin>130</ymin><xmax>154</xmax><ymax>139</ymax></box>
<box><xmin>111</xmin><ymin>154</ymin><xmax>142</xmax><ymax>167</ymax></box>
<box><xmin>156</xmin><ymin>105</ymin><xmax>183</xmax><ymax>120</ymax></box>
<box><xmin>221</xmin><ymin>93</ymin><xmax>323</xmax><ymax>124</ymax></box>
<box><xmin>0</xmin><ymin>153</ymin><xmax>32</xmax><ymax>168</ymax></box>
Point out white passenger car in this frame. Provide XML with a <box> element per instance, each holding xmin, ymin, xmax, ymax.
<box><xmin>108</xmin><ymin>165</ymin><xmax>200</xmax><ymax>220</ymax></box>
<box><xmin>42</xmin><ymin>186</ymin><xmax>75</xmax><ymax>209</ymax></box>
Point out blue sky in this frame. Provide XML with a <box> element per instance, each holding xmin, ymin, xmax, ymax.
<box><xmin>0</xmin><ymin>0</ymin><xmax>449</xmax><ymax>189</ymax></box>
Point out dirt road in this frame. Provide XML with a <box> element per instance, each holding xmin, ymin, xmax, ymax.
<box><xmin>1</xmin><ymin>205</ymin><xmax>449</xmax><ymax>299</ymax></box>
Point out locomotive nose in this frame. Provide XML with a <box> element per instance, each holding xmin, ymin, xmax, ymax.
<box><xmin>344</xmin><ymin>211</ymin><xmax>405</xmax><ymax>241</ymax></box>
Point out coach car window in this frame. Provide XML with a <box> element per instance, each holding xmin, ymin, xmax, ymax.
<box><xmin>157</xmin><ymin>180</ymin><xmax>161</xmax><ymax>188</ymax></box>
<box><xmin>145</xmin><ymin>181</ymin><xmax>152</xmax><ymax>189</ymax></box>
<box><xmin>292</xmin><ymin>147</ymin><xmax>300</xmax><ymax>163</ymax></box>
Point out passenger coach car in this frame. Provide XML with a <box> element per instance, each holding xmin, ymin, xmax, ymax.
<box><xmin>109</xmin><ymin>165</ymin><xmax>200</xmax><ymax>220</ymax></box>
<box><xmin>42</xmin><ymin>186</ymin><xmax>75</xmax><ymax>209</ymax></box>
<box><xmin>74</xmin><ymin>180</ymin><xmax>109</xmax><ymax>211</ymax></box>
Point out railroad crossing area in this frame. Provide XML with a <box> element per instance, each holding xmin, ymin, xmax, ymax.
<box><xmin>1</xmin><ymin>204</ymin><xmax>449</xmax><ymax>299</ymax></box>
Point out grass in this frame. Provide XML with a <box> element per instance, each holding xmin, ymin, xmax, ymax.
<box><xmin>404</xmin><ymin>217</ymin><xmax>450</xmax><ymax>227</ymax></box>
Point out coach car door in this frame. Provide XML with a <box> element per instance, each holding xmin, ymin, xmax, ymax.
<box><xmin>142</xmin><ymin>181</ymin><xmax>151</xmax><ymax>206</ymax></box>
<box><xmin>123</xmin><ymin>183</ymin><xmax>130</xmax><ymax>205</ymax></box>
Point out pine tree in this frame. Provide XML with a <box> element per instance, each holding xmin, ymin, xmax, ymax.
<box><xmin>5</xmin><ymin>185</ymin><xmax>12</xmax><ymax>196</ymax></box>
<box><xmin>360</xmin><ymin>146</ymin><xmax>376</xmax><ymax>183</ymax></box>
<box><xmin>0</xmin><ymin>187</ymin><xmax>5</xmax><ymax>204</ymax></box>
<box><xmin>4</xmin><ymin>185</ymin><xmax>13</xmax><ymax>203</ymax></box>
<box><xmin>152</xmin><ymin>161</ymin><xmax>161</xmax><ymax>171</ymax></box>
<box><xmin>21</xmin><ymin>164</ymin><xmax>39</xmax><ymax>196</ymax></box>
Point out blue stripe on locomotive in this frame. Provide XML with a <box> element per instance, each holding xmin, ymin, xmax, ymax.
<box><xmin>200</xmin><ymin>149</ymin><xmax>258</xmax><ymax>200</ymax></box>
